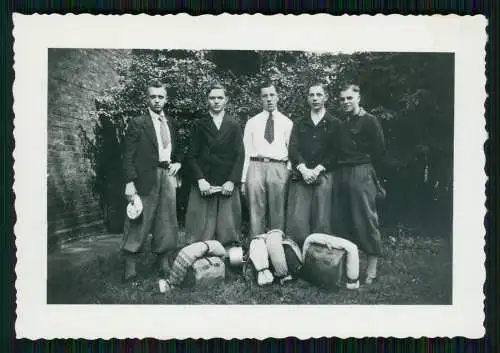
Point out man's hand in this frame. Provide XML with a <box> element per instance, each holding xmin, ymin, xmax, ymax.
<box><xmin>198</xmin><ymin>178</ymin><xmax>211</xmax><ymax>196</ymax></box>
<box><xmin>298</xmin><ymin>164</ymin><xmax>316</xmax><ymax>184</ymax></box>
<box><xmin>221</xmin><ymin>181</ymin><xmax>235</xmax><ymax>196</ymax></box>
<box><xmin>168</xmin><ymin>162</ymin><xmax>181</xmax><ymax>176</ymax></box>
<box><xmin>310</xmin><ymin>165</ymin><xmax>325</xmax><ymax>182</ymax></box>
<box><xmin>125</xmin><ymin>182</ymin><xmax>137</xmax><ymax>203</ymax></box>
<box><xmin>240</xmin><ymin>183</ymin><xmax>246</xmax><ymax>197</ymax></box>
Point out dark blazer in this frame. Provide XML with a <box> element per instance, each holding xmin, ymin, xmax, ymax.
<box><xmin>288</xmin><ymin>111</ymin><xmax>340</xmax><ymax>172</ymax></box>
<box><xmin>187</xmin><ymin>113</ymin><xmax>244</xmax><ymax>186</ymax></box>
<box><xmin>123</xmin><ymin>112</ymin><xmax>184</xmax><ymax>195</ymax></box>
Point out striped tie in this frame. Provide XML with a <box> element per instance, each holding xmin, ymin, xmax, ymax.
<box><xmin>159</xmin><ymin>118</ymin><xmax>170</xmax><ymax>148</ymax></box>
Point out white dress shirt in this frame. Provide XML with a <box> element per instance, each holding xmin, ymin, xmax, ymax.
<box><xmin>242</xmin><ymin>110</ymin><xmax>293</xmax><ymax>182</ymax></box>
<box><xmin>149</xmin><ymin>108</ymin><xmax>172</xmax><ymax>162</ymax></box>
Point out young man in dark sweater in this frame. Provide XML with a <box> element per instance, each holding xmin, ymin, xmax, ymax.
<box><xmin>286</xmin><ymin>83</ymin><xmax>340</xmax><ymax>246</ymax></box>
<box><xmin>331</xmin><ymin>83</ymin><xmax>387</xmax><ymax>285</ymax></box>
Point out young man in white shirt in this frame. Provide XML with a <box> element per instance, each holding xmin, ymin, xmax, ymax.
<box><xmin>241</xmin><ymin>82</ymin><xmax>293</xmax><ymax>237</ymax></box>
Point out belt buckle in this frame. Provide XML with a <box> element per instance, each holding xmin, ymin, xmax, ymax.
<box><xmin>263</xmin><ymin>157</ymin><xmax>270</xmax><ymax>163</ymax></box>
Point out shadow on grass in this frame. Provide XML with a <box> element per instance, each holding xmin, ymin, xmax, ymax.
<box><xmin>47</xmin><ymin>228</ymin><xmax>452</xmax><ymax>305</ymax></box>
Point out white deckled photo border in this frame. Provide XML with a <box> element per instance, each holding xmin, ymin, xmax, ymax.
<box><xmin>13</xmin><ymin>14</ymin><xmax>487</xmax><ymax>339</ymax></box>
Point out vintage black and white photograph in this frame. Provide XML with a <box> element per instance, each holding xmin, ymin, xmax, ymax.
<box><xmin>46</xmin><ymin>48</ymin><xmax>454</xmax><ymax>306</ymax></box>
<box><xmin>14</xmin><ymin>14</ymin><xmax>486</xmax><ymax>339</ymax></box>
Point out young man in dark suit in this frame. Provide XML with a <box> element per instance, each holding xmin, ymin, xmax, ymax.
<box><xmin>121</xmin><ymin>80</ymin><xmax>183</xmax><ymax>281</ymax></box>
<box><xmin>184</xmin><ymin>83</ymin><xmax>245</xmax><ymax>247</ymax></box>
<box><xmin>286</xmin><ymin>82</ymin><xmax>340</xmax><ymax>247</ymax></box>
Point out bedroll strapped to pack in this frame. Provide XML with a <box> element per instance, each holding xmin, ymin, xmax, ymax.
<box><xmin>168</xmin><ymin>240</ymin><xmax>226</xmax><ymax>288</ymax></box>
<box><xmin>265</xmin><ymin>230</ymin><xmax>288</xmax><ymax>278</ymax></box>
<box><xmin>245</xmin><ymin>230</ymin><xmax>304</xmax><ymax>286</ymax></box>
<box><xmin>302</xmin><ymin>233</ymin><xmax>360</xmax><ymax>291</ymax></box>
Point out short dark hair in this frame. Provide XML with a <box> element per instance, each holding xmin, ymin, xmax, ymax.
<box><xmin>146</xmin><ymin>80</ymin><xmax>167</xmax><ymax>94</ymax></box>
<box><xmin>206</xmin><ymin>82</ymin><xmax>227</xmax><ymax>97</ymax></box>
<box><xmin>340</xmin><ymin>83</ymin><xmax>360</xmax><ymax>94</ymax></box>
<box><xmin>259</xmin><ymin>80</ymin><xmax>277</xmax><ymax>94</ymax></box>
<box><xmin>308</xmin><ymin>81</ymin><xmax>329</xmax><ymax>95</ymax></box>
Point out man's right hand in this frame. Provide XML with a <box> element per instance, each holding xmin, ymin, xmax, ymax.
<box><xmin>125</xmin><ymin>182</ymin><xmax>137</xmax><ymax>202</ymax></box>
<box><xmin>240</xmin><ymin>183</ymin><xmax>246</xmax><ymax>197</ymax></box>
<box><xmin>298</xmin><ymin>164</ymin><xmax>316</xmax><ymax>184</ymax></box>
<box><xmin>198</xmin><ymin>178</ymin><xmax>211</xmax><ymax>196</ymax></box>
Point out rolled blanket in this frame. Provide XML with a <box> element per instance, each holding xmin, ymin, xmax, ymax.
<box><xmin>249</xmin><ymin>236</ymin><xmax>269</xmax><ymax>272</ymax></box>
<box><xmin>303</xmin><ymin>233</ymin><xmax>359</xmax><ymax>281</ymax></box>
<box><xmin>169</xmin><ymin>240</ymin><xmax>225</xmax><ymax>286</ymax></box>
<box><xmin>265</xmin><ymin>229</ymin><xmax>288</xmax><ymax>278</ymax></box>
<box><xmin>249</xmin><ymin>236</ymin><xmax>274</xmax><ymax>286</ymax></box>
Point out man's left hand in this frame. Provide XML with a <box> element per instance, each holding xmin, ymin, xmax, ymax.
<box><xmin>221</xmin><ymin>181</ymin><xmax>235</xmax><ymax>196</ymax></box>
<box><xmin>168</xmin><ymin>163</ymin><xmax>181</xmax><ymax>176</ymax></box>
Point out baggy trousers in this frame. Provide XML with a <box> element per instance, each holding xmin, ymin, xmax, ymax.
<box><xmin>331</xmin><ymin>163</ymin><xmax>382</xmax><ymax>256</ymax></box>
<box><xmin>184</xmin><ymin>185</ymin><xmax>242</xmax><ymax>247</ymax></box>
<box><xmin>245</xmin><ymin>161</ymin><xmax>290</xmax><ymax>236</ymax></box>
<box><xmin>121</xmin><ymin>168</ymin><xmax>179</xmax><ymax>255</ymax></box>
<box><xmin>285</xmin><ymin>172</ymin><xmax>333</xmax><ymax>247</ymax></box>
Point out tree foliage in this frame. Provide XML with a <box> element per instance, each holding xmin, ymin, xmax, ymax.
<box><xmin>81</xmin><ymin>49</ymin><xmax>454</xmax><ymax>232</ymax></box>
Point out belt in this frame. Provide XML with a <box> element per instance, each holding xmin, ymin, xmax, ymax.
<box><xmin>250</xmin><ymin>157</ymin><xmax>287</xmax><ymax>164</ymax></box>
<box><xmin>157</xmin><ymin>161</ymin><xmax>170</xmax><ymax>169</ymax></box>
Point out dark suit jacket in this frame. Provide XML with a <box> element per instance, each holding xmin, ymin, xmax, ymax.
<box><xmin>123</xmin><ymin>113</ymin><xmax>184</xmax><ymax>196</ymax></box>
<box><xmin>187</xmin><ymin>113</ymin><xmax>244</xmax><ymax>186</ymax></box>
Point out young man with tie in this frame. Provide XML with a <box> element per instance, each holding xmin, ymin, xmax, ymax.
<box><xmin>241</xmin><ymin>82</ymin><xmax>293</xmax><ymax>237</ymax></box>
<box><xmin>286</xmin><ymin>82</ymin><xmax>340</xmax><ymax>247</ymax></box>
<box><xmin>121</xmin><ymin>80</ymin><xmax>183</xmax><ymax>282</ymax></box>
<box><xmin>331</xmin><ymin>83</ymin><xmax>387</xmax><ymax>285</ymax></box>
<box><xmin>184</xmin><ymin>83</ymin><xmax>245</xmax><ymax>247</ymax></box>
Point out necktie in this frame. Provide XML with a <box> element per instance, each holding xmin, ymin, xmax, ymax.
<box><xmin>159</xmin><ymin>118</ymin><xmax>170</xmax><ymax>148</ymax></box>
<box><xmin>264</xmin><ymin>112</ymin><xmax>274</xmax><ymax>143</ymax></box>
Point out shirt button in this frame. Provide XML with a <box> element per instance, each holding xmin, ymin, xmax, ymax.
<box><xmin>313</xmin><ymin>135</ymin><xmax>317</xmax><ymax>139</ymax></box>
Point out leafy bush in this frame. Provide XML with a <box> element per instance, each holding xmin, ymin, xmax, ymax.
<box><xmin>81</xmin><ymin>50</ymin><xmax>454</xmax><ymax>233</ymax></box>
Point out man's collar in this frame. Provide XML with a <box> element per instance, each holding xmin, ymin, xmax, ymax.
<box><xmin>148</xmin><ymin>108</ymin><xmax>165</xmax><ymax>120</ymax></box>
<box><xmin>209</xmin><ymin>110</ymin><xmax>225</xmax><ymax>120</ymax></box>
<box><xmin>310</xmin><ymin>108</ymin><xmax>326</xmax><ymax>119</ymax></box>
<box><xmin>263</xmin><ymin>109</ymin><xmax>279</xmax><ymax>117</ymax></box>
<box><xmin>345</xmin><ymin>107</ymin><xmax>366</xmax><ymax>121</ymax></box>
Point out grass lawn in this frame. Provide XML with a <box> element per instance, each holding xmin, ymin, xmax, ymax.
<box><xmin>47</xmin><ymin>225</ymin><xmax>452</xmax><ymax>305</ymax></box>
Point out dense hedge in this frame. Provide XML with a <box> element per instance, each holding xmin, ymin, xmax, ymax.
<box><xmin>81</xmin><ymin>50</ymin><xmax>454</xmax><ymax>234</ymax></box>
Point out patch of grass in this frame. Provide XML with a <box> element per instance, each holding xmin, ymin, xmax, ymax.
<box><xmin>47</xmin><ymin>227</ymin><xmax>452</xmax><ymax>305</ymax></box>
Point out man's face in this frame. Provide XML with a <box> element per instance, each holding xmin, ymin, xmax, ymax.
<box><xmin>147</xmin><ymin>86</ymin><xmax>167</xmax><ymax>114</ymax></box>
<box><xmin>260</xmin><ymin>86</ymin><xmax>279</xmax><ymax>112</ymax></box>
<box><xmin>207</xmin><ymin>88</ymin><xmax>228</xmax><ymax>113</ymax></box>
<box><xmin>307</xmin><ymin>85</ymin><xmax>328</xmax><ymax>111</ymax></box>
<box><xmin>339</xmin><ymin>87</ymin><xmax>361</xmax><ymax>113</ymax></box>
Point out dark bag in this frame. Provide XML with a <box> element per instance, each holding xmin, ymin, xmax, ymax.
<box><xmin>184</xmin><ymin>256</ymin><xmax>225</xmax><ymax>288</ymax></box>
<box><xmin>302</xmin><ymin>243</ymin><xmax>346</xmax><ymax>291</ymax></box>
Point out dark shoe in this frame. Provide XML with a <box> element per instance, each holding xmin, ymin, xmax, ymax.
<box><xmin>158</xmin><ymin>253</ymin><xmax>172</xmax><ymax>276</ymax></box>
<box><xmin>124</xmin><ymin>256</ymin><xmax>138</xmax><ymax>282</ymax></box>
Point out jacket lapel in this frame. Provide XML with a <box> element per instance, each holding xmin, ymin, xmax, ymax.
<box><xmin>165</xmin><ymin>115</ymin><xmax>175</xmax><ymax>151</ymax></box>
<box><xmin>199</xmin><ymin>115</ymin><xmax>219</xmax><ymax>138</ymax></box>
<box><xmin>216</xmin><ymin>114</ymin><xmax>233</xmax><ymax>142</ymax></box>
<box><xmin>143</xmin><ymin>114</ymin><xmax>158</xmax><ymax>151</ymax></box>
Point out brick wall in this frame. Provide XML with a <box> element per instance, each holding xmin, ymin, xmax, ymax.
<box><xmin>47</xmin><ymin>49</ymin><xmax>130</xmax><ymax>247</ymax></box>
